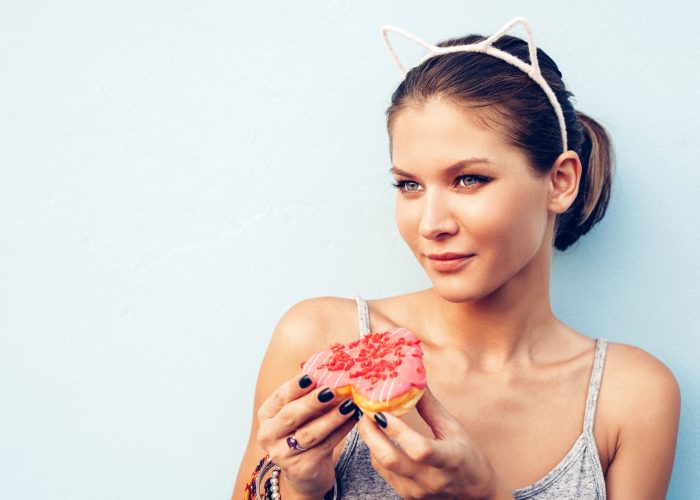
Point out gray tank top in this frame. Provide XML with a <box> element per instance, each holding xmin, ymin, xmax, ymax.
<box><xmin>333</xmin><ymin>293</ymin><xmax>608</xmax><ymax>499</ymax></box>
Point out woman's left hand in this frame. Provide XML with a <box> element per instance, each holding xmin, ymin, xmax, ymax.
<box><xmin>356</xmin><ymin>385</ymin><xmax>513</xmax><ymax>500</ymax></box>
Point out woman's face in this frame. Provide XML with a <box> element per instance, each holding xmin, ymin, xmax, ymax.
<box><xmin>390</xmin><ymin>98</ymin><xmax>554</xmax><ymax>303</ymax></box>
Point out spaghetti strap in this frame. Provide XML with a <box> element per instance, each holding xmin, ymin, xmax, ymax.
<box><xmin>353</xmin><ymin>292</ymin><xmax>371</xmax><ymax>336</ymax></box>
<box><xmin>583</xmin><ymin>338</ymin><xmax>608</xmax><ymax>434</ymax></box>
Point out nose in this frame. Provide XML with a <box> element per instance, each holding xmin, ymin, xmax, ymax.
<box><xmin>418</xmin><ymin>189</ymin><xmax>458</xmax><ymax>240</ymax></box>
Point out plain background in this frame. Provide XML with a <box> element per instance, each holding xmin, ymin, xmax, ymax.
<box><xmin>1</xmin><ymin>1</ymin><xmax>698</xmax><ymax>498</ymax></box>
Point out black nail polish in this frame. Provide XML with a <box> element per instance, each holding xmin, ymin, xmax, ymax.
<box><xmin>339</xmin><ymin>399</ymin><xmax>357</xmax><ymax>415</ymax></box>
<box><xmin>374</xmin><ymin>412</ymin><xmax>387</xmax><ymax>428</ymax></box>
<box><xmin>354</xmin><ymin>408</ymin><xmax>363</xmax><ymax>421</ymax></box>
<box><xmin>318</xmin><ymin>388</ymin><xmax>334</xmax><ymax>403</ymax></box>
<box><xmin>298</xmin><ymin>374</ymin><xmax>312</xmax><ymax>389</ymax></box>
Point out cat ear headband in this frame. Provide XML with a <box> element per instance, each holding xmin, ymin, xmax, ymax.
<box><xmin>379</xmin><ymin>17</ymin><xmax>568</xmax><ymax>153</ymax></box>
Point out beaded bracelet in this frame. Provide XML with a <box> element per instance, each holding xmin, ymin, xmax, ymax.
<box><xmin>258</xmin><ymin>461</ymin><xmax>280</xmax><ymax>500</ymax></box>
<box><xmin>263</xmin><ymin>472</ymin><xmax>278</xmax><ymax>499</ymax></box>
<box><xmin>245</xmin><ymin>454</ymin><xmax>338</xmax><ymax>500</ymax></box>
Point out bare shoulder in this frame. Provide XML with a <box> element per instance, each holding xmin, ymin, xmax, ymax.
<box><xmin>604</xmin><ymin>342</ymin><xmax>680</xmax><ymax>409</ymax></box>
<box><xmin>599</xmin><ymin>342</ymin><xmax>681</xmax><ymax>495</ymax></box>
<box><xmin>274</xmin><ymin>290</ymin><xmax>429</xmax><ymax>369</ymax></box>
<box><xmin>272</xmin><ymin>295</ymin><xmax>361</xmax><ymax>353</ymax></box>
<box><xmin>263</xmin><ymin>295</ymin><xmax>366</xmax><ymax>385</ymax></box>
<box><xmin>602</xmin><ymin>342</ymin><xmax>680</xmax><ymax>441</ymax></box>
<box><xmin>254</xmin><ymin>295</ymin><xmax>357</xmax><ymax>409</ymax></box>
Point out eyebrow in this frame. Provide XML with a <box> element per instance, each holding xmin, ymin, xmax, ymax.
<box><xmin>388</xmin><ymin>157</ymin><xmax>493</xmax><ymax>177</ymax></box>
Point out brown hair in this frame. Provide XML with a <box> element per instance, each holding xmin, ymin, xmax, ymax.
<box><xmin>385</xmin><ymin>33</ymin><xmax>614</xmax><ymax>251</ymax></box>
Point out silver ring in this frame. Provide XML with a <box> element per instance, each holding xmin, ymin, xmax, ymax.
<box><xmin>286</xmin><ymin>432</ymin><xmax>309</xmax><ymax>451</ymax></box>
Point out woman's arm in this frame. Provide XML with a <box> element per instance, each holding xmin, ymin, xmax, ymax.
<box><xmin>232</xmin><ymin>297</ymin><xmax>334</xmax><ymax>500</ymax></box>
<box><xmin>604</xmin><ymin>344</ymin><xmax>681</xmax><ymax>499</ymax></box>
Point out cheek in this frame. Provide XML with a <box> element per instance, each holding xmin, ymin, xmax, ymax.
<box><xmin>395</xmin><ymin>197</ymin><xmax>418</xmax><ymax>247</ymax></box>
<box><xmin>474</xmin><ymin>184</ymin><xmax>547</xmax><ymax>261</ymax></box>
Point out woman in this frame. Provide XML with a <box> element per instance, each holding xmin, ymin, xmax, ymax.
<box><xmin>235</xmin><ymin>18</ymin><xmax>680</xmax><ymax>499</ymax></box>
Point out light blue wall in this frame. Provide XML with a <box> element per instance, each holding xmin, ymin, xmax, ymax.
<box><xmin>1</xmin><ymin>1</ymin><xmax>697</xmax><ymax>498</ymax></box>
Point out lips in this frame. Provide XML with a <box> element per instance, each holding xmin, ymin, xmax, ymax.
<box><xmin>425</xmin><ymin>252</ymin><xmax>475</xmax><ymax>272</ymax></box>
<box><xmin>426</xmin><ymin>252</ymin><xmax>475</xmax><ymax>260</ymax></box>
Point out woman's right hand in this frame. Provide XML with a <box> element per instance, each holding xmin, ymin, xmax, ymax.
<box><xmin>256</xmin><ymin>372</ymin><xmax>361</xmax><ymax>499</ymax></box>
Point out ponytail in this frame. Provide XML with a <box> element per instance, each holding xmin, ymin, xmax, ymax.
<box><xmin>553</xmin><ymin>111</ymin><xmax>615</xmax><ymax>251</ymax></box>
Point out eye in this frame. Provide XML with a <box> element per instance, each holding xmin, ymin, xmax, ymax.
<box><xmin>390</xmin><ymin>175</ymin><xmax>491</xmax><ymax>194</ymax></box>
<box><xmin>390</xmin><ymin>180</ymin><xmax>421</xmax><ymax>192</ymax></box>
<box><xmin>456</xmin><ymin>175</ymin><xmax>489</xmax><ymax>188</ymax></box>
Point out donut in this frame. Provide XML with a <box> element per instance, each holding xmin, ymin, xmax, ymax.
<box><xmin>300</xmin><ymin>328</ymin><xmax>426</xmax><ymax>417</ymax></box>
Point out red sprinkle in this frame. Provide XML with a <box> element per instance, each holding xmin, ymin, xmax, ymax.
<box><xmin>301</xmin><ymin>330</ymin><xmax>425</xmax><ymax>385</ymax></box>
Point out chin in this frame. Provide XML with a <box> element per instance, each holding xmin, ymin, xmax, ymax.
<box><xmin>428</xmin><ymin>264</ymin><xmax>511</xmax><ymax>303</ymax></box>
<box><xmin>430</xmin><ymin>279</ymin><xmax>485</xmax><ymax>303</ymax></box>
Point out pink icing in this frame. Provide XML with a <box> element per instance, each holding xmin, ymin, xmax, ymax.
<box><xmin>301</xmin><ymin>328</ymin><xmax>426</xmax><ymax>404</ymax></box>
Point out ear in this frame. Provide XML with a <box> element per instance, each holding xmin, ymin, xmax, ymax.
<box><xmin>547</xmin><ymin>151</ymin><xmax>582</xmax><ymax>215</ymax></box>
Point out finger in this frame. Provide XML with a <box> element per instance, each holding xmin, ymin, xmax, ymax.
<box><xmin>258</xmin><ymin>372</ymin><xmax>318</xmax><ymax>420</ymax></box>
<box><xmin>370</xmin><ymin>410</ymin><xmax>452</xmax><ymax>468</ymax></box>
<box><xmin>356</xmin><ymin>412</ymin><xmax>417</xmax><ymax>477</ymax></box>
<box><xmin>298</xmin><ymin>405</ymin><xmax>362</xmax><ymax>458</ymax></box>
<box><xmin>415</xmin><ymin>385</ymin><xmax>460</xmax><ymax>439</ymax></box>
<box><xmin>285</xmin><ymin>398</ymin><xmax>360</xmax><ymax>451</ymax></box>
<box><xmin>275</xmin><ymin>404</ymin><xmax>359</xmax><ymax>462</ymax></box>
<box><xmin>268</xmin><ymin>385</ymin><xmax>342</xmax><ymax>439</ymax></box>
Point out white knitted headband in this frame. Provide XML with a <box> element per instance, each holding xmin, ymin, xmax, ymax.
<box><xmin>379</xmin><ymin>17</ymin><xmax>568</xmax><ymax>153</ymax></box>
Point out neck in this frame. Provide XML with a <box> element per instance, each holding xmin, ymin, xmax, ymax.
<box><xmin>422</xmin><ymin>243</ymin><xmax>557</xmax><ymax>371</ymax></box>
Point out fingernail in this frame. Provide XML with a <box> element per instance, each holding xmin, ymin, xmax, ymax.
<box><xmin>354</xmin><ymin>408</ymin><xmax>363</xmax><ymax>421</ymax></box>
<box><xmin>339</xmin><ymin>399</ymin><xmax>357</xmax><ymax>415</ymax></box>
<box><xmin>374</xmin><ymin>412</ymin><xmax>387</xmax><ymax>428</ymax></box>
<box><xmin>298</xmin><ymin>374</ymin><xmax>313</xmax><ymax>389</ymax></box>
<box><xmin>318</xmin><ymin>388</ymin><xmax>334</xmax><ymax>403</ymax></box>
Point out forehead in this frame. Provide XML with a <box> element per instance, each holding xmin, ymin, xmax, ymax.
<box><xmin>390</xmin><ymin>98</ymin><xmax>527</xmax><ymax>170</ymax></box>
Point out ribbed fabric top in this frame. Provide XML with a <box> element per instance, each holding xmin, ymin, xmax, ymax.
<box><xmin>333</xmin><ymin>293</ymin><xmax>607</xmax><ymax>499</ymax></box>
